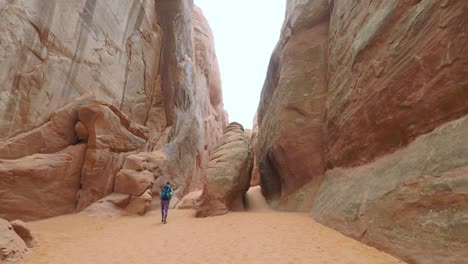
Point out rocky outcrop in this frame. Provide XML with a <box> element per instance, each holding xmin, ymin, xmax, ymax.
<box><xmin>81</xmin><ymin>188</ymin><xmax>152</xmax><ymax>217</ymax></box>
<box><xmin>256</xmin><ymin>0</ymin><xmax>468</xmax><ymax>263</ymax></box>
<box><xmin>176</xmin><ymin>190</ymin><xmax>202</xmax><ymax>209</ymax></box>
<box><xmin>312</xmin><ymin>116</ymin><xmax>468</xmax><ymax>264</ymax></box>
<box><xmin>0</xmin><ymin>94</ymin><xmax>93</xmax><ymax>160</ymax></box>
<box><xmin>0</xmin><ymin>0</ymin><xmax>226</xmax><ymax>221</ymax></box>
<box><xmin>10</xmin><ymin>220</ymin><xmax>37</xmax><ymax>248</ymax></box>
<box><xmin>0</xmin><ymin>218</ymin><xmax>27</xmax><ymax>263</ymax></box>
<box><xmin>0</xmin><ymin>218</ymin><xmax>35</xmax><ymax>263</ymax></box>
<box><xmin>126</xmin><ymin>189</ymin><xmax>153</xmax><ymax>215</ymax></box>
<box><xmin>79</xmin><ymin>193</ymin><xmax>131</xmax><ymax>218</ymax></box>
<box><xmin>114</xmin><ymin>170</ymin><xmax>154</xmax><ymax>196</ymax></box>
<box><xmin>0</xmin><ymin>145</ymin><xmax>86</xmax><ymax>221</ymax></box>
<box><xmin>196</xmin><ymin>123</ymin><xmax>253</xmax><ymax>217</ymax></box>
<box><xmin>76</xmin><ymin>101</ymin><xmax>149</xmax><ymax>210</ymax></box>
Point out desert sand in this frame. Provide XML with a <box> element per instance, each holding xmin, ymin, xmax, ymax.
<box><xmin>21</xmin><ymin>188</ymin><xmax>404</xmax><ymax>264</ymax></box>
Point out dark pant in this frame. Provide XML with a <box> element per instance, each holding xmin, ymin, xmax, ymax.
<box><xmin>161</xmin><ymin>200</ymin><xmax>170</xmax><ymax>220</ymax></box>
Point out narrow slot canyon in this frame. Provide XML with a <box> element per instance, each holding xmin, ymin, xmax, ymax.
<box><xmin>0</xmin><ymin>0</ymin><xmax>467</xmax><ymax>264</ymax></box>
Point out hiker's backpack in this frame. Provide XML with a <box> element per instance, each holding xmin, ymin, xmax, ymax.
<box><xmin>161</xmin><ymin>185</ymin><xmax>172</xmax><ymax>200</ymax></box>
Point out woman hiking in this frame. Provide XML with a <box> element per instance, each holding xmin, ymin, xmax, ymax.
<box><xmin>160</xmin><ymin>181</ymin><xmax>174</xmax><ymax>224</ymax></box>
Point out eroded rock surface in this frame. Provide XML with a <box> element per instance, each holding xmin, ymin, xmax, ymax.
<box><xmin>156</xmin><ymin>2</ymin><xmax>227</xmax><ymax>197</ymax></box>
<box><xmin>257</xmin><ymin>0</ymin><xmax>328</xmax><ymax>202</ymax></box>
<box><xmin>126</xmin><ymin>189</ymin><xmax>153</xmax><ymax>216</ymax></box>
<box><xmin>79</xmin><ymin>193</ymin><xmax>131</xmax><ymax>218</ymax></box>
<box><xmin>114</xmin><ymin>170</ymin><xmax>154</xmax><ymax>196</ymax></box>
<box><xmin>0</xmin><ymin>1</ymin><xmax>227</xmax><ymax>220</ymax></box>
<box><xmin>76</xmin><ymin>101</ymin><xmax>149</xmax><ymax>211</ymax></box>
<box><xmin>0</xmin><ymin>94</ymin><xmax>93</xmax><ymax>160</ymax></box>
<box><xmin>325</xmin><ymin>0</ymin><xmax>468</xmax><ymax>169</ymax></box>
<box><xmin>0</xmin><ymin>145</ymin><xmax>86</xmax><ymax>221</ymax></box>
<box><xmin>0</xmin><ymin>218</ymin><xmax>29</xmax><ymax>263</ymax></box>
<box><xmin>256</xmin><ymin>0</ymin><xmax>468</xmax><ymax>263</ymax></box>
<box><xmin>312</xmin><ymin>116</ymin><xmax>468</xmax><ymax>264</ymax></box>
<box><xmin>10</xmin><ymin>220</ymin><xmax>37</xmax><ymax>248</ymax></box>
<box><xmin>196</xmin><ymin>123</ymin><xmax>253</xmax><ymax>217</ymax></box>
<box><xmin>0</xmin><ymin>0</ymin><xmax>163</xmax><ymax>140</ymax></box>
<box><xmin>176</xmin><ymin>190</ymin><xmax>202</xmax><ymax>209</ymax></box>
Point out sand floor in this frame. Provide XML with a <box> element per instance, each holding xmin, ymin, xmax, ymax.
<box><xmin>21</xmin><ymin>201</ymin><xmax>405</xmax><ymax>264</ymax></box>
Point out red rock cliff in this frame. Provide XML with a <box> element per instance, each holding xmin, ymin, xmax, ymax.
<box><xmin>0</xmin><ymin>0</ymin><xmax>226</xmax><ymax>220</ymax></box>
<box><xmin>256</xmin><ymin>0</ymin><xmax>468</xmax><ymax>263</ymax></box>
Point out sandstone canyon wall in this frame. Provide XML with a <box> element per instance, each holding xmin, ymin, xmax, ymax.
<box><xmin>256</xmin><ymin>0</ymin><xmax>468</xmax><ymax>263</ymax></box>
<box><xmin>0</xmin><ymin>0</ymin><xmax>226</xmax><ymax>220</ymax></box>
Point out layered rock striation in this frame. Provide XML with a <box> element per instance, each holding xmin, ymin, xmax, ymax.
<box><xmin>256</xmin><ymin>0</ymin><xmax>468</xmax><ymax>263</ymax></box>
<box><xmin>0</xmin><ymin>0</ymin><xmax>226</xmax><ymax>221</ymax></box>
<box><xmin>196</xmin><ymin>123</ymin><xmax>253</xmax><ymax>217</ymax></box>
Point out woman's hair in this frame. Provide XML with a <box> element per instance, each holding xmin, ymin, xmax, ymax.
<box><xmin>166</xmin><ymin>181</ymin><xmax>171</xmax><ymax>185</ymax></box>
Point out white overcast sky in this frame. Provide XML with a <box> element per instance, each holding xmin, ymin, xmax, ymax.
<box><xmin>195</xmin><ymin>0</ymin><xmax>286</xmax><ymax>129</ymax></box>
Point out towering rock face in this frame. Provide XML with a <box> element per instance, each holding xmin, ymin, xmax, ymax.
<box><xmin>0</xmin><ymin>0</ymin><xmax>163</xmax><ymax>139</ymax></box>
<box><xmin>155</xmin><ymin>1</ymin><xmax>227</xmax><ymax>196</ymax></box>
<box><xmin>0</xmin><ymin>0</ymin><xmax>226</xmax><ymax>220</ymax></box>
<box><xmin>196</xmin><ymin>123</ymin><xmax>253</xmax><ymax>217</ymax></box>
<box><xmin>257</xmin><ymin>0</ymin><xmax>329</xmax><ymax>203</ymax></box>
<box><xmin>256</xmin><ymin>0</ymin><xmax>468</xmax><ymax>263</ymax></box>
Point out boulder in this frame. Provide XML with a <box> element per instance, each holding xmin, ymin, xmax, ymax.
<box><xmin>81</xmin><ymin>190</ymin><xmax>154</xmax><ymax>217</ymax></box>
<box><xmin>114</xmin><ymin>169</ymin><xmax>154</xmax><ymax>196</ymax></box>
<box><xmin>0</xmin><ymin>218</ymin><xmax>27</xmax><ymax>263</ymax></box>
<box><xmin>176</xmin><ymin>190</ymin><xmax>203</xmax><ymax>209</ymax></box>
<box><xmin>102</xmin><ymin>193</ymin><xmax>132</xmax><ymax>209</ymax></box>
<box><xmin>169</xmin><ymin>196</ymin><xmax>180</xmax><ymax>209</ymax></box>
<box><xmin>126</xmin><ymin>189</ymin><xmax>153</xmax><ymax>216</ymax></box>
<box><xmin>79</xmin><ymin>193</ymin><xmax>131</xmax><ymax>218</ymax></box>
<box><xmin>121</xmin><ymin>151</ymin><xmax>172</xmax><ymax>200</ymax></box>
<box><xmin>196</xmin><ymin>123</ymin><xmax>254</xmax><ymax>217</ymax></box>
<box><xmin>0</xmin><ymin>144</ymin><xmax>86</xmax><ymax>221</ymax></box>
<box><xmin>76</xmin><ymin>149</ymin><xmax>129</xmax><ymax>211</ymax></box>
<box><xmin>122</xmin><ymin>151</ymin><xmax>168</xmax><ymax>173</ymax></box>
<box><xmin>10</xmin><ymin>220</ymin><xmax>36</xmax><ymax>248</ymax></box>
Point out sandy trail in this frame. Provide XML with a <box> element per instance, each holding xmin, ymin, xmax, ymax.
<box><xmin>21</xmin><ymin>188</ymin><xmax>404</xmax><ymax>264</ymax></box>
